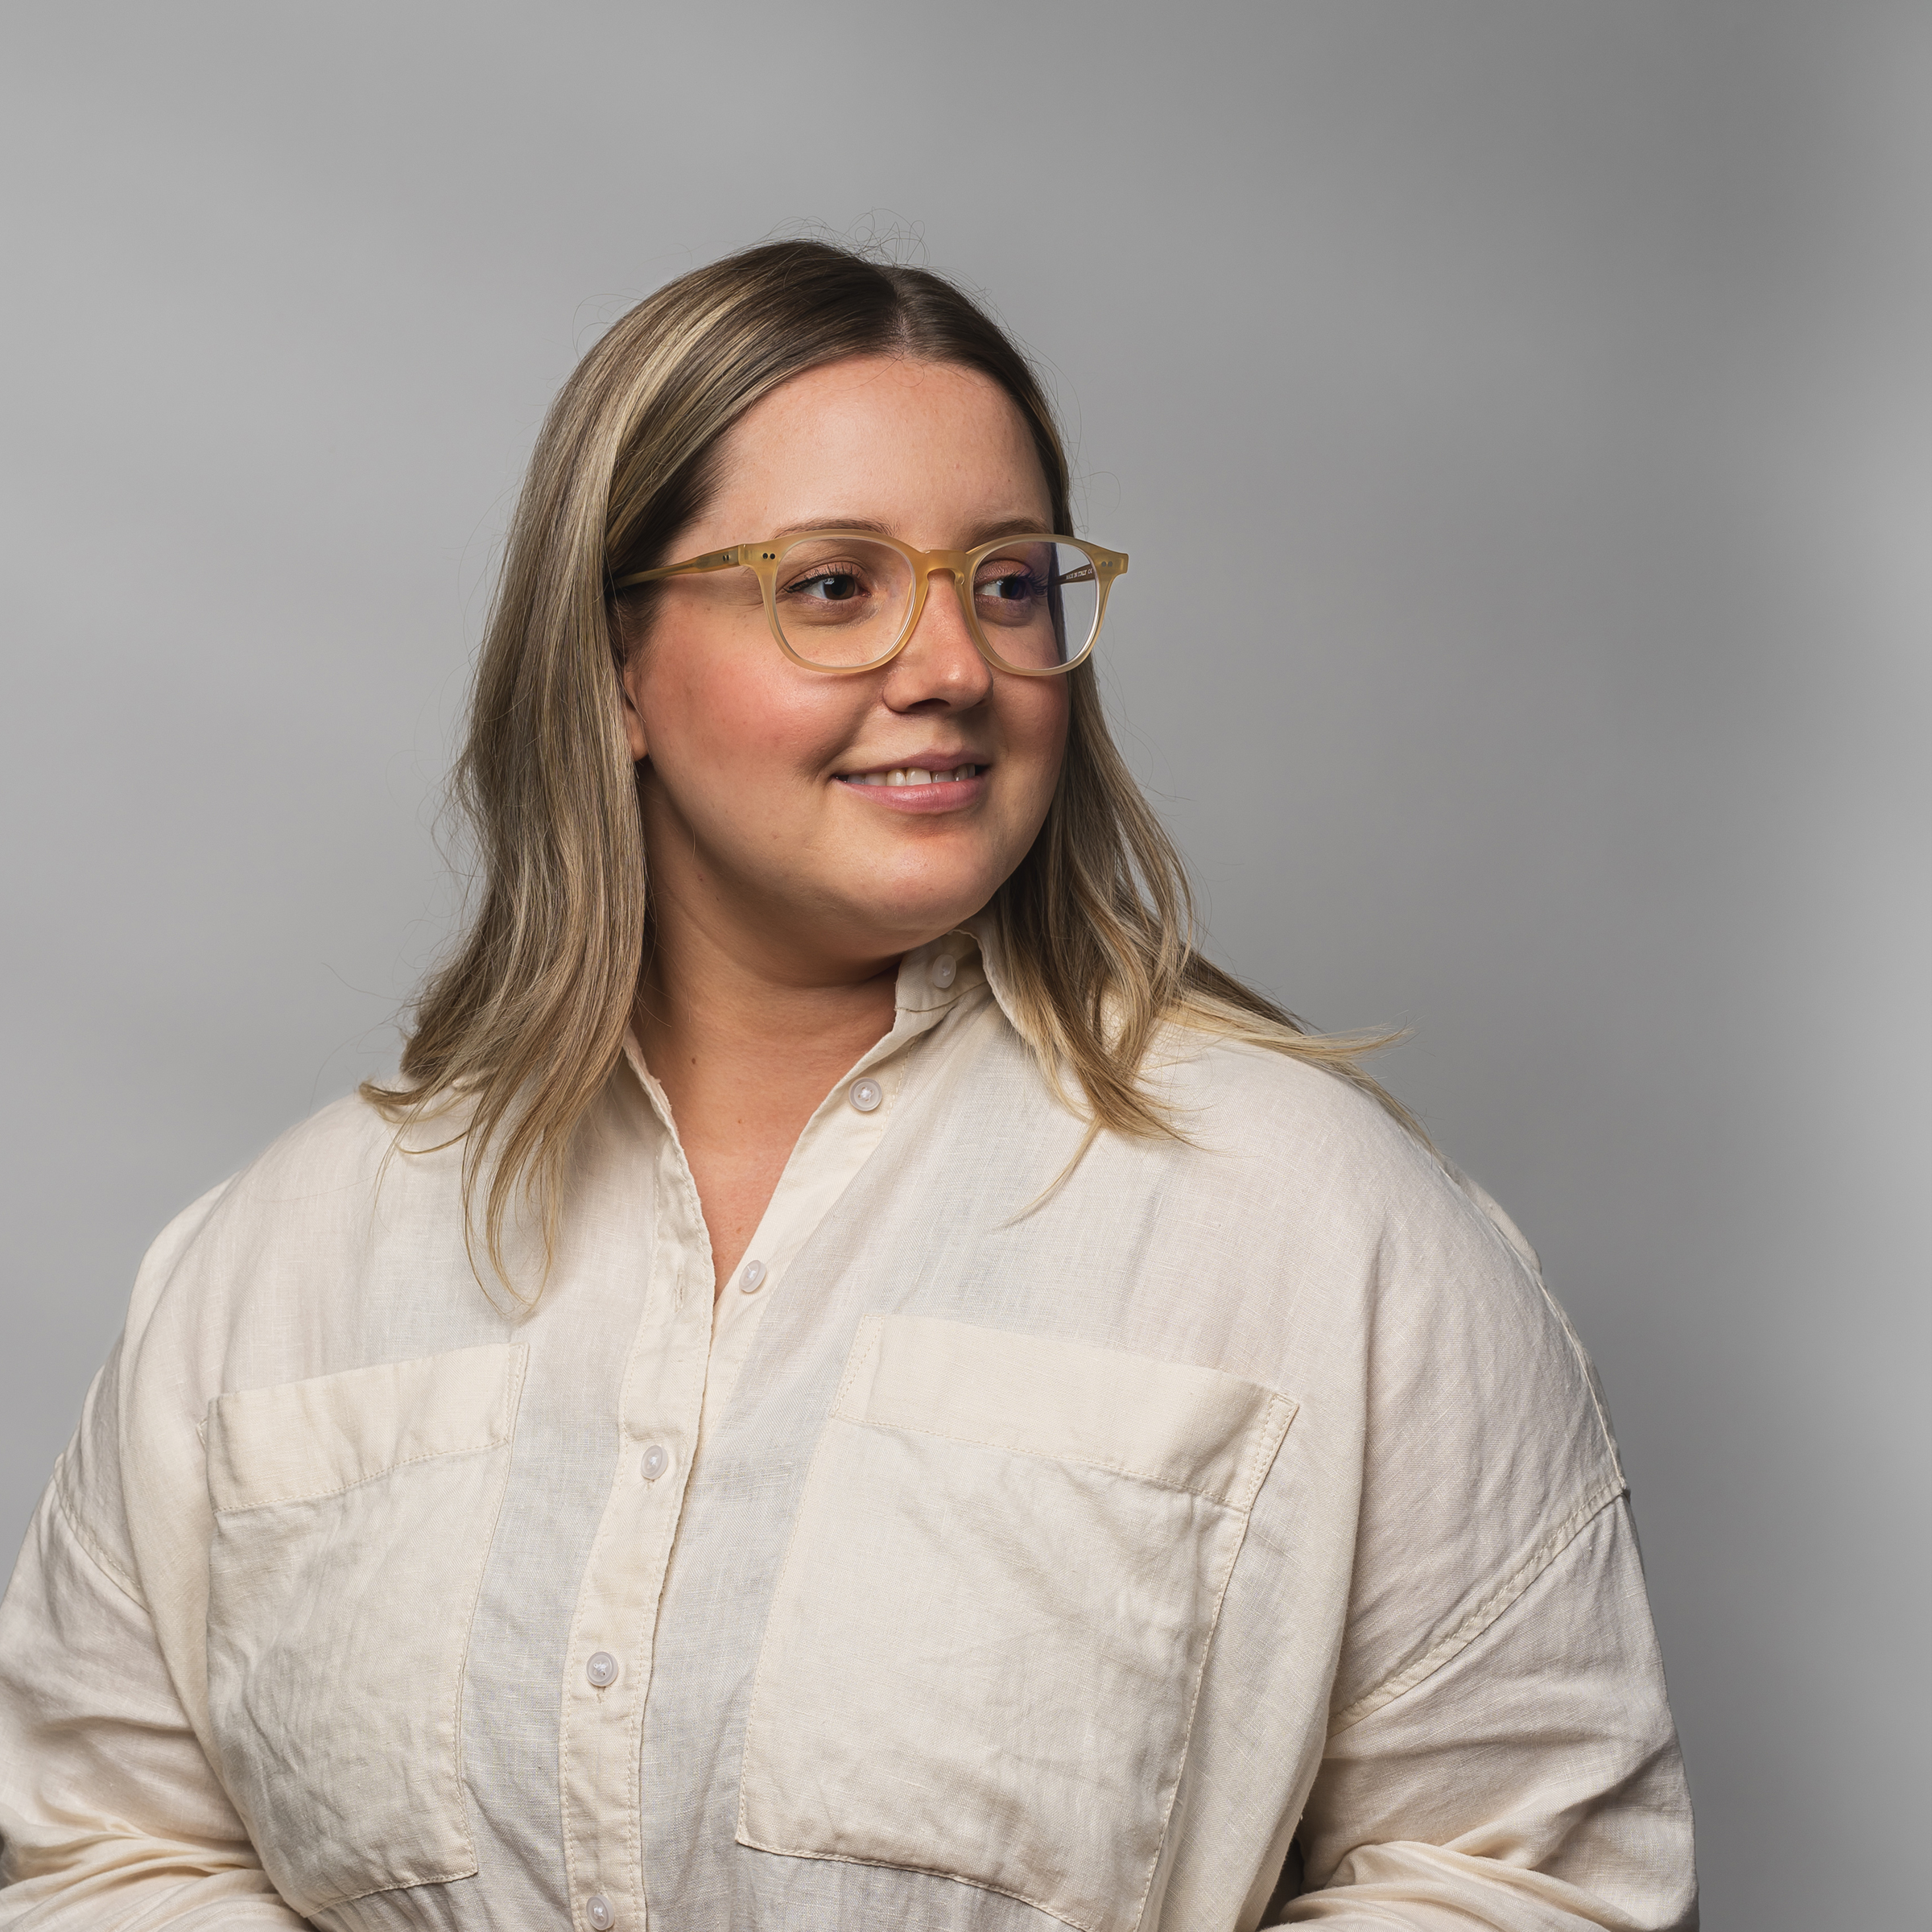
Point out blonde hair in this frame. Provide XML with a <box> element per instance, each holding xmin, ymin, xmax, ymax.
<box><xmin>365</xmin><ymin>240</ymin><xmax>1410</xmax><ymax>1282</ymax></box>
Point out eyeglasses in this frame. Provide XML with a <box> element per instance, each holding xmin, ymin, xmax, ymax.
<box><xmin>613</xmin><ymin>530</ymin><xmax>1128</xmax><ymax>675</ymax></box>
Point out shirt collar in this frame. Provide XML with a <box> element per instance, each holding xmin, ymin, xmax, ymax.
<box><xmin>619</xmin><ymin>914</ymin><xmax>1022</xmax><ymax>1125</ymax></box>
<box><xmin>963</xmin><ymin>907</ymin><xmax>1026</xmax><ymax>1038</ymax></box>
<box><xmin>895</xmin><ymin>914</ymin><xmax>1026</xmax><ymax>1036</ymax></box>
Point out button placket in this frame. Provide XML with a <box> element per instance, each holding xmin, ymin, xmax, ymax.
<box><xmin>578</xmin><ymin>951</ymin><xmax>990</xmax><ymax>1915</ymax></box>
<box><xmin>559</xmin><ymin>1133</ymin><xmax>712</xmax><ymax>1932</ymax></box>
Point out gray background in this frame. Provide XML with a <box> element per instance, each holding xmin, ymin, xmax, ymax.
<box><xmin>2</xmin><ymin>4</ymin><xmax>1925</xmax><ymax>1925</ymax></box>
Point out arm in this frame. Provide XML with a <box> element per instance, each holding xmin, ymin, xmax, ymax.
<box><xmin>0</xmin><ymin>1357</ymin><xmax>306</xmax><ymax>1930</ymax></box>
<box><xmin>1275</xmin><ymin>1496</ymin><xmax>1696</xmax><ymax>1930</ymax></box>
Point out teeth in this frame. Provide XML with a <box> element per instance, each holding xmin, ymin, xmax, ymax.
<box><xmin>845</xmin><ymin>765</ymin><xmax>979</xmax><ymax>786</ymax></box>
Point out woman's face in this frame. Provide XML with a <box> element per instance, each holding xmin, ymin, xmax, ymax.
<box><xmin>621</xmin><ymin>354</ymin><xmax>1071</xmax><ymax>976</ymax></box>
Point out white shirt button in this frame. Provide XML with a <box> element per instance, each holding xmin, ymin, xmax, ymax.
<box><xmin>587</xmin><ymin>1896</ymin><xmax>615</xmax><ymax>1930</ymax></box>
<box><xmin>739</xmin><ymin>1258</ymin><xmax>767</xmax><ymax>1294</ymax></box>
<box><xmin>848</xmin><ymin>1077</ymin><xmax>882</xmax><ymax>1113</ymax></box>
<box><xmin>585</xmin><ymin>1650</ymin><xmax>617</xmax><ymax>1688</ymax></box>
<box><xmin>928</xmin><ymin>953</ymin><xmax>957</xmax><ymax>989</ymax></box>
<box><xmin>640</xmin><ymin>1443</ymin><xmax>670</xmax><ymax>1482</ymax></box>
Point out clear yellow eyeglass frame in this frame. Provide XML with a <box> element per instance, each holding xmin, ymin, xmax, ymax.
<box><xmin>613</xmin><ymin>530</ymin><xmax>1129</xmax><ymax>676</ymax></box>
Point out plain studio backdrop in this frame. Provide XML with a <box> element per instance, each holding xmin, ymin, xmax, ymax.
<box><xmin>2</xmin><ymin>4</ymin><xmax>1926</xmax><ymax>1925</ymax></box>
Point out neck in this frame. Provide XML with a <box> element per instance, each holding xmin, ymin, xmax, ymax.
<box><xmin>631</xmin><ymin>872</ymin><xmax>902</xmax><ymax>1294</ymax></box>
<box><xmin>634</xmin><ymin>898</ymin><xmax>901</xmax><ymax>1113</ymax></box>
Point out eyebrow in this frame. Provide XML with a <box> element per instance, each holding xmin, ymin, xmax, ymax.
<box><xmin>764</xmin><ymin>515</ymin><xmax>1055</xmax><ymax>547</ymax></box>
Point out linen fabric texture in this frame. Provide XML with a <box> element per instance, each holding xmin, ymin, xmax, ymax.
<box><xmin>0</xmin><ymin>930</ymin><xmax>1696</xmax><ymax>1931</ymax></box>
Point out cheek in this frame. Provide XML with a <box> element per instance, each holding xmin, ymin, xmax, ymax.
<box><xmin>1003</xmin><ymin>681</ymin><xmax>1071</xmax><ymax>804</ymax></box>
<box><xmin>633</xmin><ymin>625</ymin><xmax>857</xmax><ymax>800</ymax></box>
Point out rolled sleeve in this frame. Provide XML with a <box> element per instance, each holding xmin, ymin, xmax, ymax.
<box><xmin>0</xmin><ymin>1368</ymin><xmax>303</xmax><ymax>1929</ymax></box>
<box><xmin>1280</xmin><ymin>1496</ymin><xmax>1696</xmax><ymax>1930</ymax></box>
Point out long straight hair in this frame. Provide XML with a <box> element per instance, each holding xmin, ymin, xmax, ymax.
<box><xmin>365</xmin><ymin>241</ymin><xmax>1410</xmax><ymax>1287</ymax></box>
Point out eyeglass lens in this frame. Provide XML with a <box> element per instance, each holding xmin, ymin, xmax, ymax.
<box><xmin>769</xmin><ymin>537</ymin><xmax>1100</xmax><ymax>671</ymax></box>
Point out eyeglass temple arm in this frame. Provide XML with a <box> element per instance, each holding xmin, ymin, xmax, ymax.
<box><xmin>612</xmin><ymin>546</ymin><xmax>743</xmax><ymax>591</ymax></box>
<box><xmin>1065</xmin><ymin>548</ymin><xmax>1128</xmax><ymax>583</ymax></box>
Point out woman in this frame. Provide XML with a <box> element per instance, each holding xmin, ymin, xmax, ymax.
<box><xmin>0</xmin><ymin>242</ymin><xmax>1695</xmax><ymax>1931</ymax></box>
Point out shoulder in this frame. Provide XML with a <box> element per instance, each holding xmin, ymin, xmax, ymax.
<box><xmin>1137</xmin><ymin>1036</ymin><xmax>1626</xmax><ymax>1715</ymax></box>
<box><xmin>122</xmin><ymin>1088</ymin><xmax>451</xmax><ymax>1347</ymax></box>
<box><xmin>1187</xmin><ymin>1032</ymin><xmax>1585</xmax><ymax>1348</ymax></box>
<box><xmin>168</xmin><ymin>1086</ymin><xmax>407</xmax><ymax>1235</ymax></box>
<box><xmin>1151</xmin><ymin>1026</ymin><xmax>1495</xmax><ymax>1249</ymax></box>
<box><xmin>1163</xmin><ymin>1026</ymin><xmax>1416</xmax><ymax>1154</ymax></box>
<box><xmin>962</xmin><ymin>999</ymin><xmax>1546</xmax><ymax>1314</ymax></box>
<box><xmin>1119</xmin><ymin>1027</ymin><xmax>1619</xmax><ymax>1471</ymax></box>
<box><xmin>230</xmin><ymin>1086</ymin><xmax>416</xmax><ymax>1200</ymax></box>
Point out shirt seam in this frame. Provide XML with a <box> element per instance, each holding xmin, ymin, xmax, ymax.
<box><xmin>827</xmin><ymin>1409</ymin><xmax>1269</xmax><ymax>1511</ymax></box>
<box><xmin>450</xmin><ymin>1349</ymin><xmax>529</xmax><ymax>1797</ymax></box>
<box><xmin>1326</xmin><ymin>1477</ymin><xmax>1627</xmax><ymax>1737</ymax></box>
<box><xmin>208</xmin><ymin>1430</ymin><xmax>518</xmax><ymax>1516</ymax></box>
<box><xmin>1542</xmin><ymin>1280</ymin><xmax>1627</xmax><ymax>1488</ymax></box>
<box><xmin>1232</xmin><ymin>1393</ymin><xmax>1299</xmax><ymax>1513</ymax></box>
<box><xmin>302</xmin><ymin>1856</ymin><xmax>483</xmax><ymax>1913</ymax></box>
<box><xmin>738</xmin><ymin>1352</ymin><xmax>868</xmax><ymax>1850</ymax></box>
<box><xmin>1453</xmin><ymin>1158</ymin><xmax>1628</xmax><ymax>1488</ymax></box>
<box><xmin>558</xmin><ymin>1148</ymin><xmax>696</xmax><ymax>1932</ymax></box>
<box><xmin>51</xmin><ymin>1463</ymin><xmax>145</xmax><ymax>1608</ymax></box>
<box><xmin>1123</xmin><ymin>1393</ymin><xmax>1294</xmax><ymax>1932</ymax></box>
<box><xmin>727</xmin><ymin>1837</ymin><xmax>1095</xmax><ymax>1932</ymax></box>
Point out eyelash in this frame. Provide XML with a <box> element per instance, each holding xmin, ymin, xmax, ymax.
<box><xmin>784</xmin><ymin>562</ymin><xmax>865</xmax><ymax>585</ymax></box>
<box><xmin>775</xmin><ymin>560</ymin><xmax>1046</xmax><ymax>600</ymax></box>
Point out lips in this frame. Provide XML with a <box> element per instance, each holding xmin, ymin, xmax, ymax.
<box><xmin>832</xmin><ymin>759</ymin><xmax>991</xmax><ymax>815</ymax></box>
<box><xmin>837</xmin><ymin>764</ymin><xmax>981</xmax><ymax>787</ymax></box>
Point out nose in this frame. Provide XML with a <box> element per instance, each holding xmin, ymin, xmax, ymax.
<box><xmin>881</xmin><ymin>567</ymin><xmax>993</xmax><ymax>712</ymax></box>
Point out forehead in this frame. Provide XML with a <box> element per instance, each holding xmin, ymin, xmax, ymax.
<box><xmin>708</xmin><ymin>355</ymin><xmax>1052</xmax><ymax>530</ymax></box>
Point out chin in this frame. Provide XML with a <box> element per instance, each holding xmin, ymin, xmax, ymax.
<box><xmin>840</xmin><ymin>873</ymin><xmax>997</xmax><ymax>952</ymax></box>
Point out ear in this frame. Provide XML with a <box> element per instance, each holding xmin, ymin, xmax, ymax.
<box><xmin>619</xmin><ymin>667</ymin><xmax>650</xmax><ymax>763</ymax></box>
<box><xmin>611</xmin><ymin>610</ymin><xmax>650</xmax><ymax>763</ymax></box>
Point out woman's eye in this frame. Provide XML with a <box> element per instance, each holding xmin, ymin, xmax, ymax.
<box><xmin>787</xmin><ymin>568</ymin><xmax>866</xmax><ymax>603</ymax></box>
<box><xmin>976</xmin><ymin>568</ymin><xmax>1041</xmax><ymax>604</ymax></box>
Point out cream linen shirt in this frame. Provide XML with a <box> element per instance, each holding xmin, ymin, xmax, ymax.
<box><xmin>0</xmin><ymin>928</ymin><xmax>1696</xmax><ymax>1932</ymax></box>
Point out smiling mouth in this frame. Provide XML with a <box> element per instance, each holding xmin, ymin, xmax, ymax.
<box><xmin>836</xmin><ymin>764</ymin><xmax>982</xmax><ymax>787</ymax></box>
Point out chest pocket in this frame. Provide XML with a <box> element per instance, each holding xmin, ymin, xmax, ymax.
<box><xmin>203</xmin><ymin>1343</ymin><xmax>527</xmax><ymax>1919</ymax></box>
<box><xmin>738</xmin><ymin>1316</ymin><xmax>1294</xmax><ymax>1932</ymax></box>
